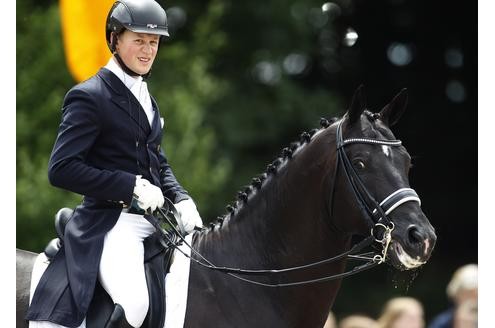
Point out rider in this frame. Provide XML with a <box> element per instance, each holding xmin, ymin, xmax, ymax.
<box><xmin>26</xmin><ymin>0</ymin><xmax>203</xmax><ymax>327</ymax></box>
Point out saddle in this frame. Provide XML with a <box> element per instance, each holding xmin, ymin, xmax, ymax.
<box><xmin>44</xmin><ymin>207</ymin><xmax>178</xmax><ymax>328</ymax></box>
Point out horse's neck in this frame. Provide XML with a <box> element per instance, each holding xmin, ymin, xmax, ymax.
<box><xmin>191</xmin><ymin>142</ymin><xmax>351</xmax><ymax>324</ymax></box>
<box><xmin>191</xmin><ymin>191</ymin><xmax>349</xmax><ymax>326</ymax></box>
<box><xmin>199</xmin><ymin>172</ymin><xmax>337</xmax><ymax>266</ymax></box>
<box><xmin>197</xmin><ymin>132</ymin><xmax>354</xmax><ymax>262</ymax></box>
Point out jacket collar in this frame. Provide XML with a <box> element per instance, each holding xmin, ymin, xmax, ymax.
<box><xmin>104</xmin><ymin>57</ymin><xmax>141</xmax><ymax>91</ymax></box>
<box><xmin>97</xmin><ymin>67</ymin><xmax>131</xmax><ymax>97</ymax></box>
<box><xmin>98</xmin><ymin>68</ymin><xmax>153</xmax><ymax>136</ymax></box>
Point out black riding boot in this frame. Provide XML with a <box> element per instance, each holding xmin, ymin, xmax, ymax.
<box><xmin>104</xmin><ymin>303</ymin><xmax>134</xmax><ymax>328</ymax></box>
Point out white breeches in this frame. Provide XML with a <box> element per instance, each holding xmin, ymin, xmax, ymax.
<box><xmin>99</xmin><ymin>212</ymin><xmax>155</xmax><ymax>327</ymax></box>
<box><xmin>29</xmin><ymin>212</ymin><xmax>155</xmax><ymax>328</ymax></box>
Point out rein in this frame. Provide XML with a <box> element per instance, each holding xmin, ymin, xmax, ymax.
<box><xmin>149</xmin><ymin>207</ymin><xmax>382</xmax><ymax>287</ymax></box>
<box><xmin>147</xmin><ymin>118</ymin><xmax>421</xmax><ymax>287</ymax></box>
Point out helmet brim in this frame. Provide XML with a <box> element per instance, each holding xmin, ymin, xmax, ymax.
<box><xmin>126</xmin><ymin>25</ymin><xmax>170</xmax><ymax>37</ymax></box>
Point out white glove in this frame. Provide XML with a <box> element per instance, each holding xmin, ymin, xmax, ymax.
<box><xmin>133</xmin><ymin>176</ymin><xmax>164</xmax><ymax>212</ymax></box>
<box><xmin>174</xmin><ymin>198</ymin><xmax>203</xmax><ymax>234</ymax></box>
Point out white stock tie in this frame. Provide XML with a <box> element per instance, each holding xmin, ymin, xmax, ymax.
<box><xmin>131</xmin><ymin>80</ymin><xmax>154</xmax><ymax>127</ymax></box>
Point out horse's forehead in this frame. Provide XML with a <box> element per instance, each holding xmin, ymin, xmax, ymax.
<box><xmin>342</xmin><ymin>116</ymin><xmax>377</xmax><ymax>138</ymax></box>
<box><xmin>345</xmin><ymin>117</ymin><xmax>408</xmax><ymax>160</ymax></box>
<box><xmin>359</xmin><ymin>116</ymin><xmax>396</xmax><ymax>139</ymax></box>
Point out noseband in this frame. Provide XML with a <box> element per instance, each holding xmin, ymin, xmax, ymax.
<box><xmin>147</xmin><ymin>118</ymin><xmax>422</xmax><ymax>287</ymax></box>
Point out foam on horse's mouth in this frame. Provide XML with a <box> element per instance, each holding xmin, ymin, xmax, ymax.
<box><xmin>393</xmin><ymin>242</ymin><xmax>426</xmax><ymax>269</ymax></box>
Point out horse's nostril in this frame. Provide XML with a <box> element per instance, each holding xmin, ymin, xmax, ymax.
<box><xmin>407</xmin><ymin>226</ymin><xmax>423</xmax><ymax>244</ymax></box>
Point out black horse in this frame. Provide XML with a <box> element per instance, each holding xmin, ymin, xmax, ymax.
<box><xmin>17</xmin><ymin>87</ymin><xmax>436</xmax><ymax>328</ymax></box>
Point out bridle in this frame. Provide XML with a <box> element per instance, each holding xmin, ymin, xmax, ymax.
<box><xmin>333</xmin><ymin>118</ymin><xmax>421</xmax><ymax>240</ymax></box>
<box><xmin>146</xmin><ymin>117</ymin><xmax>421</xmax><ymax>287</ymax></box>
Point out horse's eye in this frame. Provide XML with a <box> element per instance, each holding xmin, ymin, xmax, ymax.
<box><xmin>353</xmin><ymin>160</ymin><xmax>365</xmax><ymax>170</ymax></box>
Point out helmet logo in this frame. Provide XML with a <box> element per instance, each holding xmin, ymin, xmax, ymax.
<box><xmin>147</xmin><ymin>24</ymin><xmax>158</xmax><ymax>29</ymax></box>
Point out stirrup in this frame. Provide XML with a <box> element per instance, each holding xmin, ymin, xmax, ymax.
<box><xmin>105</xmin><ymin>303</ymin><xmax>134</xmax><ymax>328</ymax></box>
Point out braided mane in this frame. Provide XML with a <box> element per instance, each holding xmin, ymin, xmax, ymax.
<box><xmin>205</xmin><ymin>116</ymin><xmax>340</xmax><ymax>231</ymax></box>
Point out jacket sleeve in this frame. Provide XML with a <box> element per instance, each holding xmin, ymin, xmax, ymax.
<box><xmin>48</xmin><ymin>88</ymin><xmax>136</xmax><ymax>204</ymax></box>
<box><xmin>159</xmin><ymin>147</ymin><xmax>190</xmax><ymax>204</ymax></box>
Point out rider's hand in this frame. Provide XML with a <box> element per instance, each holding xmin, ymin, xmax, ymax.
<box><xmin>132</xmin><ymin>176</ymin><xmax>164</xmax><ymax>212</ymax></box>
<box><xmin>174</xmin><ymin>198</ymin><xmax>203</xmax><ymax>234</ymax></box>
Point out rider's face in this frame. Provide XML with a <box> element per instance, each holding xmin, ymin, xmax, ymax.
<box><xmin>115</xmin><ymin>30</ymin><xmax>160</xmax><ymax>75</ymax></box>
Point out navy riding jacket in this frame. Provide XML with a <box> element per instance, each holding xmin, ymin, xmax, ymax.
<box><xmin>26</xmin><ymin>68</ymin><xmax>189</xmax><ymax>327</ymax></box>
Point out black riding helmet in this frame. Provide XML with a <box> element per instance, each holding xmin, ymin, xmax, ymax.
<box><xmin>105</xmin><ymin>0</ymin><xmax>169</xmax><ymax>77</ymax></box>
<box><xmin>106</xmin><ymin>0</ymin><xmax>169</xmax><ymax>52</ymax></box>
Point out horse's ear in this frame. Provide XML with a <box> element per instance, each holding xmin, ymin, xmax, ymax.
<box><xmin>380</xmin><ymin>88</ymin><xmax>408</xmax><ymax>126</ymax></box>
<box><xmin>348</xmin><ymin>84</ymin><xmax>367</xmax><ymax>125</ymax></box>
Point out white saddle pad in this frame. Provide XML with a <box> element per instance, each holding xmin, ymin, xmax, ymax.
<box><xmin>164</xmin><ymin>233</ymin><xmax>193</xmax><ymax>328</ymax></box>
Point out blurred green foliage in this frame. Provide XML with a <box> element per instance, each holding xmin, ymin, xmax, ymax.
<box><xmin>17</xmin><ymin>4</ymin><xmax>79</xmax><ymax>251</ymax></box>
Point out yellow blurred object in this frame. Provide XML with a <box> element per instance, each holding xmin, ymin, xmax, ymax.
<box><xmin>60</xmin><ymin>0</ymin><xmax>115</xmax><ymax>82</ymax></box>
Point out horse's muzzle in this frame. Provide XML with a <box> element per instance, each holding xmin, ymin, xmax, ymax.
<box><xmin>387</xmin><ymin>216</ymin><xmax>436</xmax><ymax>270</ymax></box>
